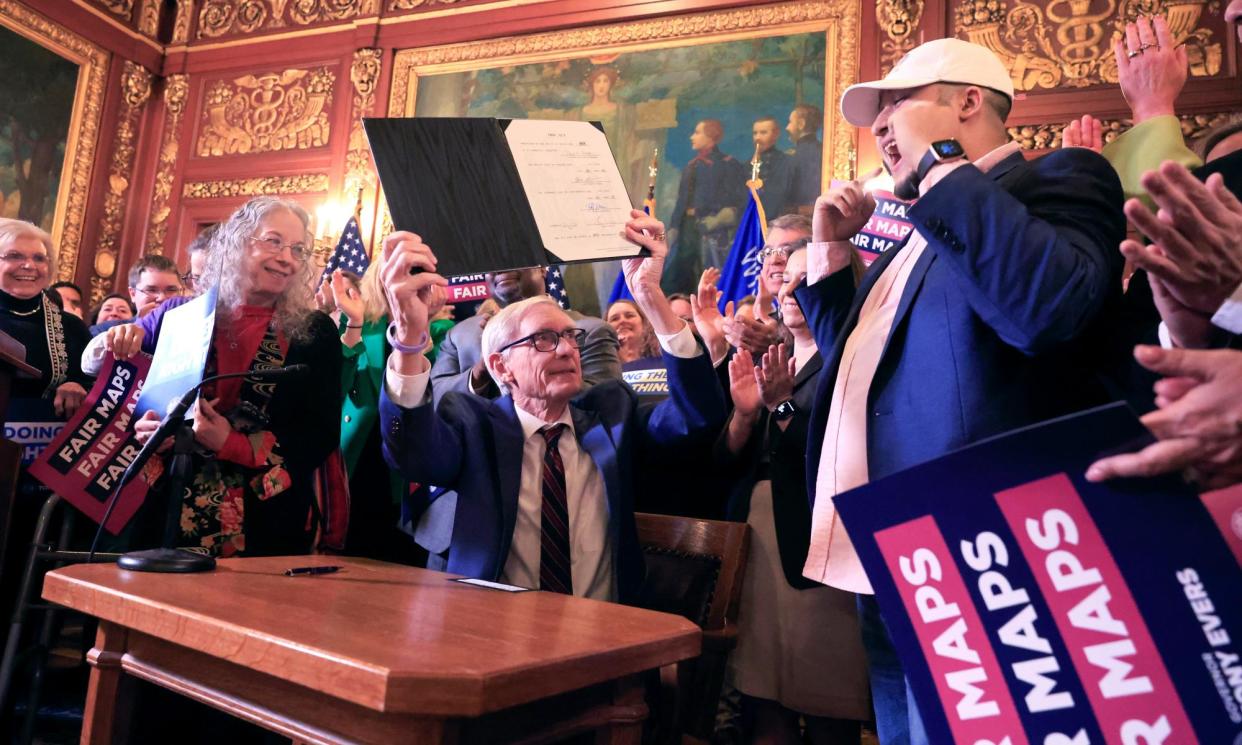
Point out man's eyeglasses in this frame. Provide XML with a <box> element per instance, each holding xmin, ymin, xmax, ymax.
<box><xmin>249</xmin><ymin>235</ymin><xmax>308</xmax><ymax>263</ymax></box>
<box><xmin>181</xmin><ymin>272</ymin><xmax>200</xmax><ymax>287</ymax></box>
<box><xmin>497</xmin><ymin>328</ymin><xmax>588</xmax><ymax>354</ymax></box>
<box><xmin>757</xmin><ymin>238</ymin><xmax>809</xmax><ymax>263</ymax></box>
<box><xmin>133</xmin><ymin>284</ymin><xmax>181</xmax><ymax>299</ymax></box>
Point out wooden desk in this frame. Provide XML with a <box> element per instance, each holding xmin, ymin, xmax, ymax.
<box><xmin>42</xmin><ymin>556</ymin><xmax>701</xmax><ymax>745</ymax></box>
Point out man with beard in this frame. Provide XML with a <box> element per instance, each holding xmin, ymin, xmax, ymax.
<box><xmin>797</xmin><ymin>38</ymin><xmax>1125</xmax><ymax>744</ymax></box>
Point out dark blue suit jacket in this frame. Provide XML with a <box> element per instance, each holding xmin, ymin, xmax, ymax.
<box><xmin>379</xmin><ymin>348</ymin><xmax>726</xmax><ymax>603</ymax></box>
<box><xmin>795</xmin><ymin>148</ymin><xmax>1126</xmax><ymax>499</ymax></box>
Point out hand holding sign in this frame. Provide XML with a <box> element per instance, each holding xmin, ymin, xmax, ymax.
<box><xmin>103</xmin><ymin>323</ymin><xmax>145</xmax><ymax>360</ymax></box>
<box><xmin>381</xmin><ymin>231</ymin><xmax>448</xmax><ymax>374</ymax></box>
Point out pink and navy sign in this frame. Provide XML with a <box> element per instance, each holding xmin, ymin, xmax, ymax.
<box><xmin>836</xmin><ymin>403</ymin><xmax>1242</xmax><ymax>744</ymax></box>
<box><xmin>849</xmin><ymin>188</ymin><xmax>915</xmax><ymax>265</ymax></box>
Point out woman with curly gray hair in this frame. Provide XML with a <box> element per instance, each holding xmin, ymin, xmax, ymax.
<box><xmin>88</xmin><ymin>196</ymin><xmax>342</xmax><ymax>557</ymax></box>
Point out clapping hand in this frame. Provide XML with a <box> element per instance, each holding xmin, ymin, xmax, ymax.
<box><xmin>755</xmin><ymin>343</ymin><xmax>796</xmax><ymax>411</ymax></box>
<box><xmin>328</xmin><ymin>270</ymin><xmax>366</xmax><ymax>327</ymax></box>
<box><xmin>727</xmin><ymin>348</ymin><xmax>761</xmax><ymax>418</ymax></box>
<box><xmin>1121</xmin><ymin>164</ymin><xmax>1242</xmax><ymax>347</ymax></box>
<box><xmin>690</xmin><ymin>267</ymin><xmax>730</xmax><ymax>362</ymax></box>
<box><xmin>1087</xmin><ymin>346</ymin><xmax>1242</xmax><ymax>490</ymax></box>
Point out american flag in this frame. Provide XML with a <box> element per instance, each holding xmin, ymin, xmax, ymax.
<box><xmin>320</xmin><ymin>217</ymin><xmax>369</xmax><ymax>283</ymax></box>
<box><xmin>544</xmin><ymin>266</ymin><xmax>571</xmax><ymax>310</ymax></box>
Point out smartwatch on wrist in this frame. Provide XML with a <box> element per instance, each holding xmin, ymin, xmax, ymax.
<box><xmin>914</xmin><ymin>139</ymin><xmax>966</xmax><ymax>188</ymax></box>
<box><xmin>771</xmin><ymin>399</ymin><xmax>797</xmax><ymax>422</ymax></box>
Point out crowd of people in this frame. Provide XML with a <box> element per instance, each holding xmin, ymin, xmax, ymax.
<box><xmin>1</xmin><ymin>9</ymin><xmax>1240</xmax><ymax>745</ymax></box>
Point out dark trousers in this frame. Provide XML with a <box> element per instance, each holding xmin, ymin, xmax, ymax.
<box><xmin>857</xmin><ymin>594</ymin><xmax>927</xmax><ymax>745</ymax></box>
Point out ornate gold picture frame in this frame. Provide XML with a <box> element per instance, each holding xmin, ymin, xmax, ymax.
<box><xmin>388</xmin><ymin>0</ymin><xmax>860</xmax><ymax>187</ymax></box>
<box><xmin>0</xmin><ymin>0</ymin><xmax>107</xmax><ymax>282</ymax></box>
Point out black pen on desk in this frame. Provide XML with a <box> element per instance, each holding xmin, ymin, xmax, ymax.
<box><xmin>284</xmin><ymin>565</ymin><xmax>342</xmax><ymax>577</ymax></box>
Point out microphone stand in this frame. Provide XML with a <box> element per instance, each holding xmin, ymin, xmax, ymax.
<box><xmin>89</xmin><ymin>364</ymin><xmax>308</xmax><ymax>573</ymax></box>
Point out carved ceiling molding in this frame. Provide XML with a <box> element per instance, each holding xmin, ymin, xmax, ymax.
<box><xmin>1006</xmin><ymin>110</ymin><xmax>1237</xmax><ymax>149</ymax></box>
<box><xmin>182</xmin><ymin>174</ymin><xmax>331</xmax><ymax>199</ymax></box>
<box><xmin>878</xmin><ymin>0</ymin><xmax>925</xmax><ymax>75</ymax></box>
<box><xmin>0</xmin><ymin>0</ymin><xmax>108</xmax><ymax>284</ymax></box>
<box><xmin>172</xmin><ymin>0</ymin><xmax>194</xmax><ymax>42</ymax></box>
<box><xmin>196</xmin><ymin>66</ymin><xmax>336</xmax><ymax>157</ymax></box>
<box><xmin>94</xmin><ymin>0</ymin><xmax>134</xmax><ymax>22</ymax></box>
<box><xmin>91</xmin><ymin>61</ymin><xmax>153</xmax><ymax>303</ymax></box>
<box><xmin>145</xmin><ymin>75</ymin><xmax>191</xmax><ymax>255</ymax></box>
<box><xmin>387</xmin><ymin>0</ymin><xmax>464</xmax><ymax>9</ymax></box>
<box><xmin>389</xmin><ymin>0</ymin><xmax>860</xmax><ymax>180</ymax></box>
<box><xmin>196</xmin><ymin>0</ymin><xmax>379</xmax><ymax>38</ymax></box>
<box><xmin>137</xmin><ymin>0</ymin><xmax>160</xmax><ymax>36</ymax></box>
<box><xmin>955</xmin><ymin>0</ymin><xmax>1222</xmax><ymax>91</ymax></box>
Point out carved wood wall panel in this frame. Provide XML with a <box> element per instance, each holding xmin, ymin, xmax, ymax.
<box><xmin>195</xmin><ymin>0</ymin><xmax>381</xmax><ymax>39</ymax></box>
<box><xmin>194</xmin><ymin>66</ymin><xmax>337</xmax><ymax>157</ymax></box>
<box><xmin>146</xmin><ymin>74</ymin><xmax>190</xmax><ymax>254</ymax></box>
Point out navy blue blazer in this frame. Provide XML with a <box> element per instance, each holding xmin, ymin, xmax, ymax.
<box><xmin>379</xmin><ymin>347</ymin><xmax>726</xmax><ymax>603</ymax></box>
<box><xmin>795</xmin><ymin>148</ymin><xmax>1126</xmax><ymax>499</ymax></box>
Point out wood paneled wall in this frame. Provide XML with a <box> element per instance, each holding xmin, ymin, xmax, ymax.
<box><xmin>20</xmin><ymin>0</ymin><xmax>1242</xmax><ymax>302</ymax></box>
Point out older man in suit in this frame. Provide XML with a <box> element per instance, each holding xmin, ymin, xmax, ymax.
<box><xmin>797</xmin><ymin>39</ymin><xmax>1125</xmax><ymax>744</ymax></box>
<box><xmin>431</xmin><ymin>267</ymin><xmax>620</xmax><ymax>408</ymax></box>
<box><xmin>379</xmin><ymin>214</ymin><xmax>726</xmax><ymax>603</ymax></box>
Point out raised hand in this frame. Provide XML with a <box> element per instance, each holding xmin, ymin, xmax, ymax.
<box><xmin>329</xmin><ymin>270</ymin><xmax>365</xmax><ymax>326</ymax></box>
<box><xmin>690</xmin><ymin>267</ymin><xmax>728</xmax><ymax>361</ymax></box>
<box><xmin>755</xmin><ymin>343</ymin><xmax>795</xmax><ymax>411</ymax></box>
<box><xmin>1062</xmin><ymin>114</ymin><xmax>1103</xmax><ymax>153</ymax></box>
<box><xmin>727</xmin><ymin>348</ymin><xmax>761</xmax><ymax>417</ymax></box>
<box><xmin>812</xmin><ymin>172</ymin><xmax>878</xmax><ymax>244</ymax></box>
<box><xmin>621</xmin><ymin>210</ymin><xmax>683</xmax><ymax>335</ymax></box>
<box><xmin>381</xmin><ymin>231</ymin><xmax>448</xmax><ymax>367</ymax></box>
<box><xmin>1114</xmin><ymin>16</ymin><xmax>1188</xmax><ymax>124</ymax></box>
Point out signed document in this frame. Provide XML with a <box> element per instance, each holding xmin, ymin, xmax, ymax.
<box><xmin>364</xmin><ymin>117</ymin><xmax>644</xmax><ymax>277</ymax></box>
<box><xmin>503</xmin><ymin>119</ymin><xmax>639</xmax><ymax>262</ymax></box>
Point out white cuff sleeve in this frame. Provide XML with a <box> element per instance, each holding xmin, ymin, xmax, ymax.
<box><xmin>81</xmin><ymin>333</ymin><xmax>109</xmax><ymax>376</ymax></box>
<box><xmin>384</xmin><ymin>352</ymin><xmax>432</xmax><ymax>408</ymax></box>
<box><xmin>1210</xmin><ymin>281</ymin><xmax>1242</xmax><ymax>335</ymax></box>
<box><xmin>655</xmin><ymin>323</ymin><xmax>701</xmax><ymax>359</ymax></box>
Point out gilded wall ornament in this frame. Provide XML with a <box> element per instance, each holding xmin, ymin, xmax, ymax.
<box><xmin>389</xmin><ymin>1</ymin><xmax>860</xmax><ymax>181</ymax></box>
<box><xmin>92</xmin><ymin>61</ymin><xmax>153</xmax><ymax>303</ymax></box>
<box><xmin>956</xmin><ymin>0</ymin><xmax>1221</xmax><ymax>90</ymax></box>
<box><xmin>878</xmin><ymin>0</ymin><xmax>925</xmax><ymax>74</ymax></box>
<box><xmin>182</xmin><ymin>174</ymin><xmax>331</xmax><ymax>199</ymax></box>
<box><xmin>1007</xmin><ymin>110</ymin><xmax>1236</xmax><ymax>149</ymax></box>
<box><xmin>198</xmin><ymin>0</ymin><xmax>377</xmax><ymax>37</ymax></box>
<box><xmin>196</xmin><ymin>67</ymin><xmax>335</xmax><ymax>156</ymax></box>
<box><xmin>96</xmin><ymin>0</ymin><xmax>134</xmax><ymax>21</ymax></box>
<box><xmin>388</xmin><ymin>0</ymin><xmax>463</xmax><ymax>9</ymax></box>
<box><xmin>172</xmin><ymin>0</ymin><xmax>193</xmax><ymax>42</ymax></box>
<box><xmin>345</xmin><ymin>48</ymin><xmax>382</xmax><ymax>200</ymax></box>
<box><xmin>137</xmin><ymin>0</ymin><xmax>160</xmax><ymax>36</ymax></box>
<box><xmin>0</xmin><ymin>0</ymin><xmax>108</xmax><ymax>284</ymax></box>
<box><xmin>145</xmin><ymin>75</ymin><xmax>190</xmax><ymax>255</ymax></box>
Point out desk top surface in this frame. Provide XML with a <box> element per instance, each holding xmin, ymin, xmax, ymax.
<box><xmin>44</xmin><ymin>556</ymin><xmax>700</xmax><ymax>716</ymax></box>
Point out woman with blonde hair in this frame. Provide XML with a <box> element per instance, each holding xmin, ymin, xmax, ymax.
<box><xmin>89</xmin><ymin>196</ymin><xmax>341</xmax><ymax>558</ymax></box>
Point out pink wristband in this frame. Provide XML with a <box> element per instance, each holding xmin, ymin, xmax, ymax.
<box><xmin>387</xmin><ymin>323</ymin><xmax>430</xmax><ymax>355</ymax></box>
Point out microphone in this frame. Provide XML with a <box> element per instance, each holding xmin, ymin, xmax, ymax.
<box><xmin>118</xmin><ymin>364</ymin><xmax>309</xmax><ymax>491</ymax></box>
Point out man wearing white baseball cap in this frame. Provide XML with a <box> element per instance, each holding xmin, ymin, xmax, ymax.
<box><xmin>792</xmin><ymin>38</ymin><xmax>1128</xmax><ymax>744</ymax></box>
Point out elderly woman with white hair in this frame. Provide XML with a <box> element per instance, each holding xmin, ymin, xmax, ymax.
<box><xmin>0</xmin><ymin>218</ymin><xmax>93</xmax><ymax>418</ymax></box>
<box><xmin>88</xmin><ymin>196</ymin><xmax>341</xmax><ymax>557</ymax></box>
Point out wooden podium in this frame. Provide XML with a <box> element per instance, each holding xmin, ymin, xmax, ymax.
<box><xmin>43</xmin><ymin>556</ymin><xmax>702</xmax><ymax>744</ymax></box>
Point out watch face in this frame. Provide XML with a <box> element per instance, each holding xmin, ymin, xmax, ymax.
<box><xmin>932</xmin><ymin>140</ymin><xmax>964</xmax><ymax>159</ymax></box>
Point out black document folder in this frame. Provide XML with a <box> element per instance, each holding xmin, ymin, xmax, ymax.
<box><xmin>364</xmin><ymin>117</ymin><xmax>641</xmax><ymax>277</ymax></box>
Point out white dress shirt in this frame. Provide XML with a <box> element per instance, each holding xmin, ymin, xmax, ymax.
<box><xmin>384</xmin><ymin>321</ymin><xmax>701</xmax><ymax>602</ymax></box>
